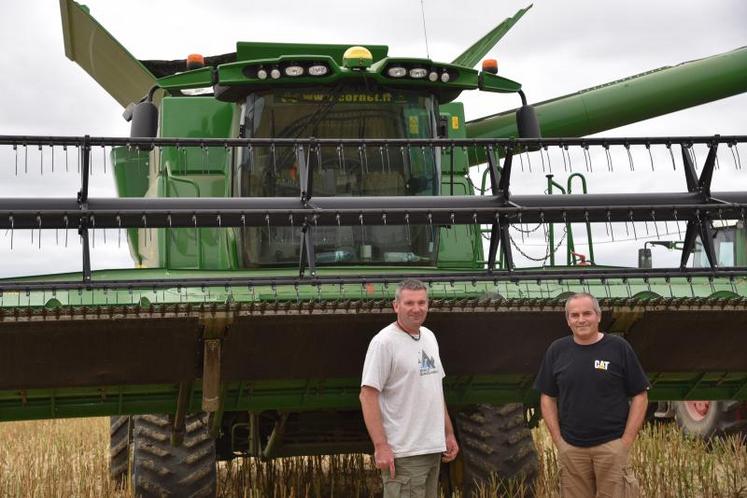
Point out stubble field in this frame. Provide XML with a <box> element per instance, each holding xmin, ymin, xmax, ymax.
<box><xmin>0</xmin><ymin>417</ymin><xmax>744</xmax><ymax>497</ymax></box>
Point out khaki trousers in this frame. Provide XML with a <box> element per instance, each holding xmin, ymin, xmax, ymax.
<box><xmin>557</xmin><ymin>438</ymin><xmax>640</xmax><ymax>498</ymax></box>
<box><xmin>382</xmin><ymin>453</ymin><xmax>441</xmax><ymax>498</ymax></box>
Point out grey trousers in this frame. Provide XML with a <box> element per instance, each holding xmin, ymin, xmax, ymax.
<box><xmin>382</xmin><ymin>453</ymin><xmax>441</xmax><ymax>498</ymax></box>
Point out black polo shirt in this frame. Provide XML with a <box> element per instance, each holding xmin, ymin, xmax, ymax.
<box><xmin>534</xmin><ymin>334</ymin><xmax>650</xmax><ymax>447</ymax></box>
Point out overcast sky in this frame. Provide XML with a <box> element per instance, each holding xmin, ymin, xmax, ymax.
<box><xmin>0</xmin><ymin>0</ymin><xmax>745</xmax><ymax>277</ymax></box>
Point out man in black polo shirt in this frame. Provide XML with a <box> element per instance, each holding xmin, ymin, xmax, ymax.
<box><xmin>534</xmin><ymin>293</ymin><xmax>649</xmax><ymax>497</ymax></box>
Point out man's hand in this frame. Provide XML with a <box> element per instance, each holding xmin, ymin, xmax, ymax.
<box><xmin>442</xmin><ymin>433</ymin><xmax>459</xmax><ymax>463</ymax></box>
<box><xmin>621</xmin><ymin>390</ymin><xmax>648</xmax><ymax>450</ymax></box>
<box><xmin>374</xmin><ymin>442</ymin><xmax>396</xmax><ymax>478</ymax></box>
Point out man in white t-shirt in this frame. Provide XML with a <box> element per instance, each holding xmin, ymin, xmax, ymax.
<box><xmin>360</xmin><ymin>279</ymin><xmax>459</xmax><ymax>498</ymax></box>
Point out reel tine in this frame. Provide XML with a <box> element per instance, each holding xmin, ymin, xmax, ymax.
<box><xmin>729</xmin><ymin>141</ymin><xmax>742</xmax><ymax>170</ymax></box>
<box><xmin>64</xmin><ymin>145</ymin><xmax>68</xmax><ymax>173</ymax></box>
<box><xmin>604</xmin><ymin>144</ymin><xmax>613</xmax><ymax>172</ymax></box>
<box><xmin>359</xmin><ymin>143</ymin><xmax>368</xmax><ymax>174</ymax></box>
<box><xmin>539</xmin><ymin>145</ymin><xmax>546</xmax><ymax>173</ymax></box>
<box><xmin>271</xmin><ymin>143</ymin><xmax>277</xmax><ymax>175</ymax></box>
<box><xmin>50</xmin><ymin>144</ymin><xmax>54</xmax><ymax>173</ymax></box>
<box><xmin>24</xmin><ymin>143</ymin><xmax>28</xmax><ymax>174</ymax></box>
<box><xmin>117</xmin><ymin>215</ymin><xmax>122</xmax><ymax>248</ymax></box>
<box><xmin>526</xmin><ymin>148</ymin><xmax>532</xmax><ymax>173</ymax></box>
<box><xmin>583</xmin><ymin>144</ymin><xmax>591</xmax><ymax>172</ymax></box>
<box><xmin>603</xmin><ymin>211</ymin><xmax>610</xmax><ymax>237</ymax></box>
<box><xmin>651</xmin><ymin>210</ymin><xmax>660</xmax><ymax>239</ymax></box>
<box><xmin>667</xmin><ymin>143</ymin><xmax>676</xmax><ymax>171</ymax></box>
<box><xmin>689</xmin><ymin>144</ymin><xmax>698</xmax><ymax>169</ymax></box>
<box><xmin>625</xmin><ymin>143</ymin><xmax>634</xmax><ymax>171</ymax></box>
<box><xmin>193</xmin><ymin>214</ymin><xmax>198</xmax><ymax>246</ymax></box>
<box><xmin>647</xmin><ymin>143</ymin><xmax>654</xmax><ymax>171</ymax></box>
<box><xmin>673</xmin><ymin>209</ymin><xmax>683</xmax><ymax>239</ymax></box>
<box><xmin>13</xmin><ymin>144</ymin><xmax>18</xmax><ymax>176</ymax></box>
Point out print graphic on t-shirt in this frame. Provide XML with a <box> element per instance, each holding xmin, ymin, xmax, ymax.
<box><xmin>594</xmin><ymin>360</ymin><xmax>610</xmax><ymax>371</ymax></box>
<box><xmin>419</xmin><ymin>350</ymin><xmax>438</xmax><ymax>376</ymax></box>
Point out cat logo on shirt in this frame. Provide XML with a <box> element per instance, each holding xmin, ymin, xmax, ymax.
<box><xmin>594</xmin><ymin>360</ymin><xmax>610</xmax><ymax>371</ymax></box>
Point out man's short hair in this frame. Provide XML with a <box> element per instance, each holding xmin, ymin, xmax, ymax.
<box><xmin>394</xmin><ymin>279</ymin><xmax>428</xmax><ymax>302</ymax></box>
<box><xmin>565</xmin><ymin>293</ymin><xmax>601</xmax><ymax>317</ymax></box>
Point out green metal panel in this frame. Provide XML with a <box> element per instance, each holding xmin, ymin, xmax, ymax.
<box><xmin>437</xmin><ymin>181</ymin><xmax>482</xmax><ymax>269</ymax></box>
<box><xmin>451</xmin><ymin>5</ymin><xmax>532</xmax><ymax>68</ymax></box>
<box><xmin>111</xmin><ymin>146</ymin><xmax>149</xmax><ymax>265</ymax></box>
<box><xmin>151</xmin><ymin>96</ymin><xmax>238</xmax><ymax>270</ymax></box>
<box><xmin>2</xmin><ymin>372</ymin><xmax>746</xmax><ymax>422</ymax></box>
<box><xmin>437</xmin><ymin>102</ymin><xmax>482</xmax><ymax>268</ymax></box>
<box><xmin>59</xmin><ymin>0</ymin><xmax>156</xmax><ymax>107</ymax></box>
<box><xmin>236</xmin><ymin>42</ymin><xmax>389</xmax><ymax>64</ymax></box>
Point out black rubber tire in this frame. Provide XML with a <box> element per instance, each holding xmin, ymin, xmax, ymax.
<box><xmin>110</xmin><ymin>415</ymin><xmax>131</xmax><ymax>485</ymax></box>
<box><xmin>674</xmin><ymin>400</ymin><xmax>747</xmax><ymax>439</ymax></box>
<box><xmin>455</xmin><ymin>403</ymin><xmax>538</xmax><ymax>496</ymax></box>
<box><xmin>131</xmin><ymin>413</ymin><xmax>217</xmax><ymax>498</ymax></box>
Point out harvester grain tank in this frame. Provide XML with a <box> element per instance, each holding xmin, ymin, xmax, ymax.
<box><xmin>0</xmin><ymin>1</ymin><xmax>745</xmax><ymax>495</ymax></box>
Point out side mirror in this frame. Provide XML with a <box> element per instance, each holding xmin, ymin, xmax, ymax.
<box><xmin>129</xmin><ymin>101</ymin><xmax>158</xmax><ymax>151</ymax></box>
<box><xmin>516</xmin><ymin>104</ymin><xmax>541</xmax><ymax>139</ymax></box>
<box><xmin>130</xmin><ymin>101</ymin><xmax>158</xmax><ymax>139</ymax></box>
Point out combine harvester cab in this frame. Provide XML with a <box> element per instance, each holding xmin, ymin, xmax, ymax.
<box><xmin>0</xmin><ymin>1</ymin><xmax>745</xmax><ymax>495</ymax></box>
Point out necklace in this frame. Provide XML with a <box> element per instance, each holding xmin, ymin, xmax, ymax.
<box><xmin>396</xmin><ymin>322</ymin><xmax>420</xmax><ymax>341</ymax></box>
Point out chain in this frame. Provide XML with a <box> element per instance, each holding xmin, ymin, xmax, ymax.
<box><xmin>509</xmin><ymin>227</ymin><xmax>567</xmax><ymax>263</ymax></box>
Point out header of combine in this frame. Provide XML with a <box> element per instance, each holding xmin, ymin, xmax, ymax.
<box><xmin>0</xmin><ymin>0</ymin><xmax>744</xmax><ymax>429</ymax></box>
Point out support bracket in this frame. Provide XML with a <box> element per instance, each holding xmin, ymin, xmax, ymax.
<box><xmin>200</xmin><ymin>312</ymin><xmax>233</xmax><ymax>413</ymax></box>
<box><xmin>679</xmin><ymin>142</ymin><xmax>719</xmax><ymax>268</ymax></box>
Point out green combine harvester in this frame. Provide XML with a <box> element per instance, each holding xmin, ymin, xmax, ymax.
<box><xmin>0</xmin><ymin>1</ymin><xmax>745</xmax><ymax>495</ymax></box>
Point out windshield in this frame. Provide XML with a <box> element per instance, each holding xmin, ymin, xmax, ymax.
<box><xmin>694</xmin><ymin>227</ymin><xmax>736</xmax><ymax>267</ymax></box>
<box><xmin>234</xmin><ymin>86</ymin><xmax>440</xmax><ymax>268</ymax></box>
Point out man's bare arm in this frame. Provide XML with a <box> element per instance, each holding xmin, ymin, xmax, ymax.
<box><xmin>442</xmin><ymin>399</ymin><xmax>459</xmax><ymax>462</ymax></box>
<box><xmin>621</xmin><ymin>390</ymin><xmax>648</xmax><ymax>447</ymax></box>
<box><xmin>360</xmin><ymin>386</ymin><xmax>395</xmax><ymax>477</ymax></box>
<box><xmin>540</xmin><ymin>393</ymin><xmax>563</xmax><ymax>447</ymax></box>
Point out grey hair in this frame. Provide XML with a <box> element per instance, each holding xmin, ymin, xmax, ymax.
<box><xmin>394</xmin><ymin>279</ymin><xmax>428</xmax><ymax>301</ymax></box>
<box><xmin>565</xmin><ymin>293</ymin><xmax>601</xmax><ymax>317</ymax></box>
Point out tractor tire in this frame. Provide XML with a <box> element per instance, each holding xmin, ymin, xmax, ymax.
<box><xmin>131</xmin><ymin>413</ymin><xmax>217</xmax><ymax>498</ymax></box>
<box><xmin>455</xmin><ymin>403</ymin><xmax>538</xmax><ymax>496</ymax></box>
<box><xmin>673</xmin><ymin>400</ymin><xmax>747</xmax><ymax>439</ymax></box>
<box><xmin>110</xmin><ymin>415</ymin><xmax>131</xmax><ymax>485</ymax></box>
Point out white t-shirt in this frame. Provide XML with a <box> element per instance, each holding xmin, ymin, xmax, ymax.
<box><xmin>361</xmin><ymin>322</ymin><xmax>446</xmax><ymax>458</ymax></box>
